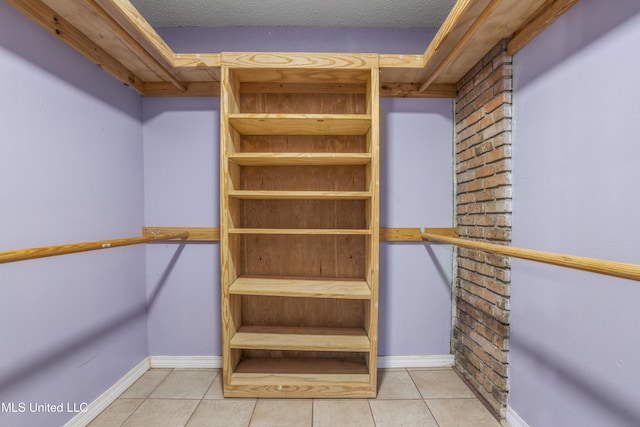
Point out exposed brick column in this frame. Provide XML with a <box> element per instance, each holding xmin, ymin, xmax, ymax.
<box><xmin>453</xmin><ymin>39</ymin><xmax>512</xmax><ymax>418</ymax></box>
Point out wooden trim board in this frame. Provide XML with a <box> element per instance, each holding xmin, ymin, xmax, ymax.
<box><xmin>143</xmin><ymin>226</ymin><xmax>459</xmax><ymax>242</ymax></box>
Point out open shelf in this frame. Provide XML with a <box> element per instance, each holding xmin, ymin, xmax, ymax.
<box><xmin>221</xmin><ymin>63</ymin><xmax>379</xmax><ymax>398</ymax></box>
<box><xmin>228</xmin><ymin>152</ymin><xmax>372</xmax><ymax>166</ymax></box>
<box><xmin>229</xmin><ymin>228</ymin><xmax>371</xmax><ymax>235</ymax></box>
<box><xmin>229</xmin><ymin>276</ymin><xmax>371</xmax><ymax>299</ymax></box>
<box><xmin>228</xmin><ymin>190</ymin><xmax>371</xmax><ymax>200</ymax></box>
<box><xmin>230</xmin><ymin>326</ymin><xmax>370</xmax><ymax>352</ymax></box>
<box><xmin>227</xmin><ymin>357</ymin><xmax>375</xmax><ymax>398</ymax></box>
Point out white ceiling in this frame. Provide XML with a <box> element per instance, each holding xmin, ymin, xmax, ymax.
<box><xmin>129</xmin><ymin>0</ymin><xmax>457</xmax><ymax>28</ymax></box>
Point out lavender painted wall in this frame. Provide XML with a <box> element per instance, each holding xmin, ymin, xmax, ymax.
<box><xmin>143</xmin><ymin>28</ymin><xmax>454</xmax><ymax>357</ymax></box>
<box><xmin>510</xmin><ymin>1</ymin><xmax>640</xmax><ymax>425</ymax></box>
<box><xmin>0</xmin><ymin>2</ymin><xmax>145</xmax><ymax>426</ymax></box>
<box><xmin>143</xmin><ymin>97</ymin><xmax>221</xmax><ymax>356</ymax></box>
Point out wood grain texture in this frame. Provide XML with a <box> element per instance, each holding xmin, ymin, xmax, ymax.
<box><xmin>0</xmin><ymin>232</ymin><xmax>188</xmax><ymax>264</ymax></box>
<box><xmin>230</xmin><ymin>276</ymin><xmax>371</xmax><ymax>299</ymax></box>
<box><xmin>143</xmin><ymin>227</ymin><xmax>220</xmax><ymax>241</ymax></box>
<box><xmin>5</xmin><ymin>0</ymin><xmax>144</xmax><ymax>92</ymax></box>
<box><xmin>141</xmin><ymin>227</ymin><xmax>459</xmax><ymax>241</ymax></box>
<box><xmin>380</xmin><ymin>83</ymin><xmax>457</xmax><ymax>98</ymax></box>
<box><xmin>220</xmin><ymin>63</ymin><xmax>379</xmax><ymax>397</ymax></box>
<box><xmin>507</xmin><ymin>0</ymin><xmax>581</xmax><ymax>55</ymax></box>
<box><xmin>40</xmin><ymin>0</ymin><xmax>171</xmax><ymax>83</ymax></box>
<box><xmin>222</xmin><ymin>52</ymin><xmax>376</xmax><ymax>70</ymax></box>
<box><xmin>379</xmin><ymin>228</ymin><xmax>423</xmax><ymax>241</ymax></box>
<box><xmin>231</xmin><ymin>326</ymin><xmax>370</xmax><ymax>351</ymax></box>
<box><xmin>432</xmin><ymin>0</ymin><xmax>551</xmax><ymax>84</ymax></box>
<box><xmin>230</xmin><ymin>228</ymin><xmax>370</xmax><ymax>235</ymax></box>
<box><xmin>419</xmin><ymin>0</ymin><xmax>500</xmax><ymax>92</ymax></box>
<box><xmin>10</xmin><ymin>0</ymin><xmax>580</xmax><ymax>95</ymax></box>
<box><xmin>92</xmin><ymin>0</ymin><xmax>178</xmax><ymax>81</ymax></box>
<box><xmin>229</xmin><ymin>114</ymin><xmax>371</xmax><ymax>136</ymax></box>
<box><xmin>422</xmin><ymin>232</ymin><xmax>640</xmax><ymax>282</ymax></box>
<box><xmin>228</xmin><ymin>190</ymin><xmax>372</xmax><ymax>200</ymax></box>
<box><xmin>228</xmin><ymin>153</ymin><xmax>372</xmax><ymax>166</ymax></box>
<box><xmin>142</xmin><ymin>82</ymin><xmax>219</xmax><ymax>97</ymax></box>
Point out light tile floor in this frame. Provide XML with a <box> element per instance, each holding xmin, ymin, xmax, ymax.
<box><xmin>89</xmin><ymin>367</ymin><xmax>509</xmax><ymax>427</ymax></box>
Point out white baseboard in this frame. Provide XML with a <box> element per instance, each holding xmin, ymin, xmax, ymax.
<box><xmin>377</xmin><ymin>354</ymin><xmax>454</xmax><ymax>368</ymax></box>
<box><xmin>64</xmin><ymin>358</ymin><xmax>150</xmax><ymax>427</ymax></box>
<box><xmin>148</xmin><ymin>355</ymin><xmax>454</xmax><ymax>370</ymax></box>
<box><xmin>67</xmin><ymin>354</ymin><xmax>454</xmax><ymax>426</ymax></box>
<box><xmin>149</xmin><ymin>355</ymin><xmax>222</xmax><ymax>369</ymax></box>
<box><xmin>506</xmin><ymin>405</ymin><xmax>530</xmax><ymax>427</ymax></box>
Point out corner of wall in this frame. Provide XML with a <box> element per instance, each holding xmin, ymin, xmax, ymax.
<box><xmin>452</xmin><ymin>39</ymin><xmax>513</xmax><ymax>418</ymax></box>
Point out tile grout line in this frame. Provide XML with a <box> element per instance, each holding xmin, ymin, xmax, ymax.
<box><xmin>182</xmin><ymin>370</ymin><xmax>218</xmax><ymax>427</ymax></box>
<box><xmin>110</xmin><ymin>368</ymin><xmax>175</xmax><ymax>427</ymax></box>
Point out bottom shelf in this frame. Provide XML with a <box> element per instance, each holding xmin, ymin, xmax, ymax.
<box><xmin>224</xmin><ymin>357</ymin><xmax>376</xmax><ymax>398</ymax></box>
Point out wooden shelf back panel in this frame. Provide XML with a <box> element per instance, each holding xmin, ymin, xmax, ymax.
<box><xmin>237</xmin><ymin>165</ymin><xmax>367</xmax><ymax>191</ymax></box>
<box><xmin>240</xmin><ymin>296</ymin><xmax>365</xmax><ymax>330</ymax></box>
<box><xmin>230</xmin><ymin>276</ymin><xmax>371</xmax><ymax>299</ymax></box>
<box><xmin>240</xmin><ymin>92</ymin><xmax>367</xmax><ymax>115</ymax></box>
<box><xmin>240</xmin><ymin>199</ymin><xmax>366</xmax><ymax>229</ymax></box>
<box><xmin>240</xmin><ymin>135</ymin><xmax>367</xmax><ymax>154</ymax></box>
<box><xmin>229</xmin><ymin>114</ymin><xmax>371</xmax><ymax>135</ymax></box>
<box><xmin>234</xmin><ymin>357</ymin><xmax>369</xmax><ymax>375</ymax></box>
<box><xmin>239</xmin><ymin>235</ymin><xmax>366</xmax><ymax>278</ymax></box>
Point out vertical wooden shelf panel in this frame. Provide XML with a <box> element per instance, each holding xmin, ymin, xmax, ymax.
<box><xmin>220</xmin><ymin>53</ymin><xmax>380</xmax><ymax>398</ymax></box>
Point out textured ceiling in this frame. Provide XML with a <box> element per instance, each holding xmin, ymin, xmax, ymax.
<box><xmin>129</xmin><ymin>0</ymin><xmax>457</xmax><ymax>28</ymax></box>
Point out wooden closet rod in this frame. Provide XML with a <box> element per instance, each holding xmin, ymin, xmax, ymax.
<box><xmin>0</xmin><ymin>232</ymin><xmax>189</xmax><ymax>264</ymax></box>
<box><xmin>422</xmin><ymin>232</ymin><xmax>640</xmax><ymax>282</ymax></box>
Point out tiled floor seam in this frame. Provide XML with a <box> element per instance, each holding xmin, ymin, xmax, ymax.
<box><xmin>119</xmin><ymin>398</ymin><xmax>144</xmax><ymax>427</ymax></box>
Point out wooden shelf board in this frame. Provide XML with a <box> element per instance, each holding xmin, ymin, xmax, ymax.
<box><xmin>228</xmin><ymin>190</ymin><xmax>372</xmax><ymax>200</ymax></box>
<box><xmin>230</xmin><ymin>326</ymin><xmax>371</xmax><ymax>352</ymax></box>
<box><xmin>230</xmin><ymin>276</ymin><xmax>371</xmax><ymax>299</ymax></box>
<box><xmin>226</xmin><ymin>357</ymin><xmax>375</xmax><ymax>397</ymax></box>
<box><xmin>228</xmin><ymin>228</ymin><xmax>371</xmax><ymax>236</ymax></box>
<box><xmin>225</xmin><ymin>56</ymin><xmax>376</xmax><ymax>76</ymax></box>
<box><xmin>228</xmin><ymin>152</ymin><xmax>372</xmax><ymax>166</ymax></box>
<box><xmin>228</xmin><ymin>114</ymin><xmax>371</xmax><ymax>135</ymax></box>
<box><xmin>143</xmin><ymin>226</ymin><xmax>459</xmax><ymax>242</ymax></box>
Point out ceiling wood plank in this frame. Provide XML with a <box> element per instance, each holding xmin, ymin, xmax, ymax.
<box><xmin>418</xmin><ymin>0</ymin><xmax>500</xmax><ymax>92</ymax></box>
<box><xmin>38</xmin><ymin>0</ymin><xmax>163</xmax><ymax>82</ymax></box>
<box><xmin>174</xmin><ymin>53</ymin><xmax>222</xmax><ymax>81</ymax></box>
<box><xmin>143</xmin><ymin>82</ymin><xmax>220</xmax><ymax>96</ymax></box>
<box><xmin>418</xmin><ymin>0</ymin><xmax>493</xmax><ymax>90</ymax></box>
<box><xmin>5</xmin><ymin>0</ymin><xmax>145</xmax><ymax>93</ymax></box>
<box><xmin>380</xmin><ymin>83</ymin><xmax>456</xmax><ymax>98</ymax></box>
<box><xmin>507</xmin><ymin>0</ymin><xmax>581</xmax><ymax>55</ymax></box>
<box><xmin>431</xmin><ymin>0</ymin><xmax>551</xmax><ymax>84</ymax></box>
<box><xmin>92</xmin><ymin>0</ymin><xmax>180</xmax><ymax>80</ymax></box>
<box><xmin>8</xmin><ymin>0</ymin><xmax>582</xmax><ymax>96</ymax></box>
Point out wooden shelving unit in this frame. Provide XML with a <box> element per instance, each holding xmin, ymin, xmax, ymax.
<box><xmin>220</xmin><ymin>53</ymin><xmax>380</xmax><ymax>398</ymax></box>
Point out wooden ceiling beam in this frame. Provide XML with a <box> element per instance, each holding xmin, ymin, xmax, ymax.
<box><xmin>417</xmin><ymin>0</ymin><xmax>493</xmax><ymax>93</ymax></box>
<box><xmin>5</xmin><ymin>0</ymin><xmax>145</xmax><ymax>93</ymax></box>
<box><xmin>56</xmin><ymin>0</ymin><xmax>186</xmax><ymax>91</ymax></box>
<box><xmin>507</xmin><ymin>0</ymin><xmax>581</xmax><ymax>55</ymax></box>
<box><xmin>7</xmin><ymin>0</ymin><xmax>582</xmax><ymax>98</ymax></box>
<box><xmin>92</xmin><ymin>0</ymin><xmax>180</xmax><ymax>81</ymax></box>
